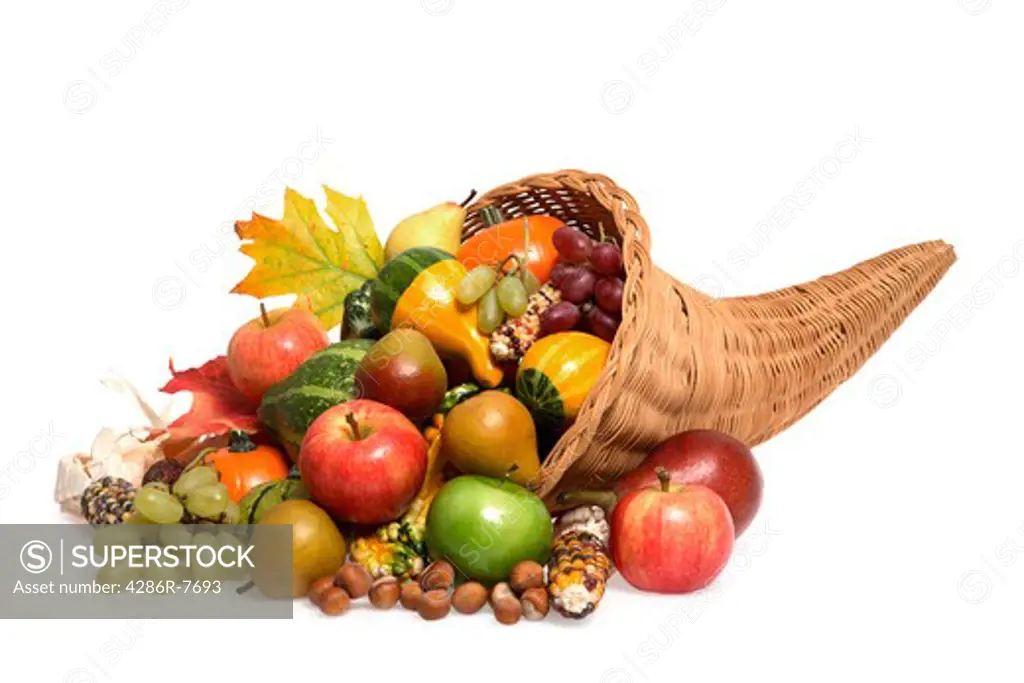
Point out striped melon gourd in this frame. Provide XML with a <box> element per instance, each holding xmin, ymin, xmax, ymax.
<box><xmin>370</xmin><ymin>247</ymin><xmax>453</xmax><ymax>331</ymax></box>
<box><xmin>258</xmin><ymin>338</ymin><xmax>374</xmax><ymax>462</ymax></box>
<box><xmin>516</xmin><ymin>332</ymin><xmax>611</xmax><ymax>430</ymax></box>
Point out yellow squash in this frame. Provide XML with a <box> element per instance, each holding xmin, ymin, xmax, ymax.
<box><xmin>392</xmin><ymin>260</ymin><xmax>504</xmax><ymax>388</ymax></box>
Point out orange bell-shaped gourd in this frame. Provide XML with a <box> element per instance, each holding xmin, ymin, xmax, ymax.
<box><xmin>391</xmin><ymin>259</ymin><xmax>504</xmax><ymax>388</ymax></box>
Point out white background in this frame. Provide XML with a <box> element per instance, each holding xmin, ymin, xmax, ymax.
<box><xmin>1</xmin><ymin>0</ymin><xmax>1020</xmax><ymax>680</ymax></box>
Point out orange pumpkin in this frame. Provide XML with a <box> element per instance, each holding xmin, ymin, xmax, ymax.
<box><xmin>457</xmin><ymin>213</ymin><xmax>562</xmax><ymax>283</ymax></box>
<box><xmin>198</xmin><ymin>431</ymin><xmax>290</xmax><ymax>503</ymax></box>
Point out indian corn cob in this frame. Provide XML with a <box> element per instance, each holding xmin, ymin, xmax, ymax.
<box><xmin>555</xmin><ymin>504</ymin><xmax>611</xmax><ymax>544</ymax></box>
<box><xmin>490</xmin><ymin>283</ymin><xmax>561</xmax><ymax>362</ymax></box>
<box><xmin>547</xmin><ymin>506</ymin><xmax>612</xmax><ymax>619</ymax></box>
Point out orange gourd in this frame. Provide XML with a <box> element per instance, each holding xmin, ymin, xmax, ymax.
<box><xmin>457</xmin><ymin>210</ymin><xmax>562</xmax><ymax>283</ymax></box>
<box><xmin>199</xmin><ymin>431</ymin><xmax>290</xmax><ymax>503</ymax></box>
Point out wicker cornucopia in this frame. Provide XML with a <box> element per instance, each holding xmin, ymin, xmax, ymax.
<box><xmin>462</xmin><ymin>170</ymin><xmax>956</xmax><ymax>501</ymax></box>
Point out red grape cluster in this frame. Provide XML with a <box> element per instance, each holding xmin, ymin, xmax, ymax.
<box><xmin>541</xmin><ymin>225</ymin><xmax>624</xmax><ymax>342</ymax></box>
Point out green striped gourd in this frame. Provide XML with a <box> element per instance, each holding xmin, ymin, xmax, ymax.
<box><xmin>370</xmin><ymin>247</ymin><xmax>453</xmax><ymax>331</ymax></box>
<box><xmin>258</xmin><ymin>338</ymin><xmax>374</xmax><ymax>461</ymax></box>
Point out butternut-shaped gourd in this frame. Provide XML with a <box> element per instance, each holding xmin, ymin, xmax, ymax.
<box><xmin>387</xmin><ymin>257</ymin><xmax>503</xmax><ymax>388</ymax></box>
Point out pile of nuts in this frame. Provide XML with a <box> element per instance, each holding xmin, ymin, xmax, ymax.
<box><xmin>308</xmin><ymin>559</ymin><xmax>550</xmax><ymax>625</ymax></box>
<box><xmin>309</xmin><ymin>563</ymin><xmax>398</xmax><ymax>616</ymax></box>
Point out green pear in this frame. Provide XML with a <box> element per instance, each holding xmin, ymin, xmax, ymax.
<box><xmin>384</xmin><ymin>191</ymin><xmax>475</xmax><ymax>262</ymax></box>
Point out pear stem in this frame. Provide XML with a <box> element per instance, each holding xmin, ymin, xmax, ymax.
<box><xmin>655</xmin><ymin>467</ymin><xmax>672</xmax><ymax>493</ymax></box>
<box><xmin>237</xmin><ymin>581</ymin><xmax>254</xmax><ymax>595</ymax></box>
<box><xmin>345</xmin><ymin>413</ymin><xmax>364</xmax><ymax>441</ymax></box>
<box><xmin>460</xmin><ymin>189</ymin><xmax>478</xmax><ymax>208</ymax></box>
<box><xmin>259</xmin><ymin>302</ymin><xmax>271</xmax><ymax>328</ymax></box>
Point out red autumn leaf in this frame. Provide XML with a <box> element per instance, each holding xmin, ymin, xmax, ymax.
<box><xmin>156</xmin><ymin>356</ymin><xmax>261</xmax><ymax>441</ymax></box>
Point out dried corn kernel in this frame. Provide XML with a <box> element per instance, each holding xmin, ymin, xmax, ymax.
<box><xmin>490</xmin><ymin>283</ymin><xmax>561</xmax><ymax>362</ymax></box>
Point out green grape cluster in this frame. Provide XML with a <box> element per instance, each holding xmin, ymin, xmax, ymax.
<box><xmin>456</xmin><ymin>262</ymin><xmax>540</xmax><ymax>334</ymax></box>
<box><xmin>130</xmin><ymin>465</ymin><xmax>239</xmax><ymax>525</ymax></box>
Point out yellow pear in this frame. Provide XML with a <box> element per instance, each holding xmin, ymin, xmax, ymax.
<box><xmin>440</xmin><ymin>391</ymin><xmax>541</xmax><ymax>487</ymax></box>
<box><xmin>384</xmin><ymin>191</ymin><xmax>475</xmax><ymax>261</ymax></box>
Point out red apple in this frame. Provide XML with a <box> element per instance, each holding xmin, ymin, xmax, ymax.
<box><xmin>617</xmin><ymin>430</ymin><xmax>762</xmax><ymax>536</ymax></box>
<box><xmin>300</xmin><ymin>399</ymin><xmax>428</xmax><ymax>524</ymax></box>
<box><xmin>611</xmin><ymin>469</ymin><xmax>734</xmax><ymax>594</ymax></box>
<box><xmin>559</xmin><ymin>429</ymin><xmax>762</xmax><ymax>536</ymax></box>
<box><xmin>227</xmin><ymin>303</ymin><xmax>329</xmax><ymax>402</ymax></box>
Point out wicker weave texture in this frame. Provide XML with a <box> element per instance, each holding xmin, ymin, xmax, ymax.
<box><xmin>463</xmin><ymin>170</ymin><xmax>956</xmax><ymax>500</ymax></box>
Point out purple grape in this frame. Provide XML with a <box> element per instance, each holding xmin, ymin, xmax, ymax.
<box><xmin>549</xmin><ymin>261</ymin><xmax>571</xmax><ymax>287</ymax></box>
<box><xmin>594</xmin><ymin>277</ymin><xmax>624</xmax><ymax>313</ymax></box>
<box><xmin>559</xmin><ymin>267</ymin><xmax>597</xmax><ymax>304</ymax></box>
<box><xmin>585</xmin><ymin>306</ymin><xmax>620</xmax><ymax>342</ymax></box>
<box><xmin>540</xmin><ymin>301</ymin><xmax>581</xmax><ymax>336</ymax></box>
<box><xmin>552</xmin><ymin>226</ymin><xmax>593</xmax><ymax>263</ymax></box>
<box><xmin>590</xmin><ymin>242</ymin><xmax>622</xmax><ymax>276</ymax></box>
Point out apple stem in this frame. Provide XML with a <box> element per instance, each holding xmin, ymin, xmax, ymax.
<box><xmin>501</xmin><ymin>464</ymin><xmax>520</xmax><ymax>486</ymax></box>
<box><xmin>460</xmin><ymin>189</ymin><xmax>478</xmax><ymax>208</ymax></box>
<box><xmin>259</xmin><ymin>302</ymin><xmax>271</xmax><ymax>328</ymax></box>
<box><xmin>655</xmin><ymin>467</ymin><xmax>672</xmax><ymax>492</ymax></box>
<box><xmin>555</xmin><ymin>489</ymin><xmax>618</xmax><ymax>510</ymax></box>
<box><xmin>345</xmin><ymin>413</ymin><xmax>364</xmax><ymax>441</ymax></box>
<box><xmin>236</xmin><ymin>581</ymin><xmax>254</xmax><ymax>595</ymax></box>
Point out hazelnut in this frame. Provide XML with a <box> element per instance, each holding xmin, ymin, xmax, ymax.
<box><xmin>307</xmin><ymin>575</ymin><xmax>335</xmax><ymax>607</ymax></box>
<box><xmin>520</xmin><ymin>587</ymin><xmax>550</xmax><ymax>621</ymax></box>
<box><xmin>335</xmin><ymin>563</ymin><xmax>373</xmax><ymax>599</ymax></box>
<box><xmin>509</xmin><ymin>560</ymin><xmax>545</xmax><ymax>594</ymax></box>
<box><xmin>489</xmin><ymin>582</ymin><xmax>516</xmax><ymax>607</ymax></box>
<box><xmin>369</xmin><ymin>576</ymin><xmax>400</xmax><ymax>609</ymax></box>
<box><xmin>490</xmin><ymin>582</ymin><xmax>522</xmax><ymax>625</ymax></box>
<box><xmin>417</xmin><ymin>588</ymin><xmax>452</xmax><ymax>620</ymax></box>
<box><xmin>451</xmin><ymin>581</ymin><xmax>488</xmax><ymax>614</ymax></box>
<box><xmin>399</xmin><ymin>580</ymin><xmax>423</xmax><ymax>610</ymax></box>
<box><xmin>320</xmin><ymin>587</ymin><xmax>351</xmax><ymax>616</ymax></box>
<box><xmin>421</xmin><ymin>559</ymin><xmax>456</xmax><ymax>592</ymax></box>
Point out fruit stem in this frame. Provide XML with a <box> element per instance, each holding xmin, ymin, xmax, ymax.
<box><xmin>655</xmin><ymin>467</ymin><xmax>672</xmax><ymax>492</ymax></box>
<box><xmin>236</xmin><ymin>581</ymin><xmax>254</xmax><ymax>595</ymax></box>
<box><xmin>345</xmin><ymin>413</ymin><xmax>364</xmax><ymax>441</ymax></box>
<box><xmin>555</xmin><ymin>489</ymin><xmax>618</xmax><ymax>510</ymax></box>
<box><xmin>523</xmin><ymin>215</ymin><xmax>531</xmax><ymax>256</ymax></box>
<box><xmin>460</xmin><ymin>189</ymin><xmax>478</xmax><ymax>208</ymax></box>
<box><xmin>259</xmin><ymin>302</ymin><xmax>271</xmax><ymax>328</ymax></box>
<box><xmin>502</xmin><ymin>464</ymin><xmax>520</xmax><ymax>486</ymax></box>
<box><xmin>229</xmin><ymin>430</ymin><xmax>257</xmax><ymax>453</ymax></box>
<box><xmin>496</xmin><ymin>253</ymin><xmax>521</xmax><ymax>276</ymax></box>
<box><xmin>480</xmin><ymin>205</ymin><xmax>505</xmax><ymax>227</ymax></box>
<box><xmin>183</xmin><ymin>446</ymin><xmax>218</xmax><ymax>473</ymax></box>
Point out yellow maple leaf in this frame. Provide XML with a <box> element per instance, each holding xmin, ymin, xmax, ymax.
<box><xmin>324</xmin><ymin>186</ymin><xmax>383</xmax><ymax>268</ymax></box>
<box><xmin>232</xmin><ymin>187</ymin><xmax>383</xmax><ymax>330</ymax></box>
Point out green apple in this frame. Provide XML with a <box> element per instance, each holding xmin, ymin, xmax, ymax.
<box><xmin>425</xmin><ymin>475</ymin><xmax>553</xmax><ymax>583</ymax></box>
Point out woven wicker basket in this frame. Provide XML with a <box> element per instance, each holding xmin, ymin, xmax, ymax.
<box><xmin>462</xmin><ymin>170</ymin><xmax>956</xmax><ymax>501</ymax></box>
